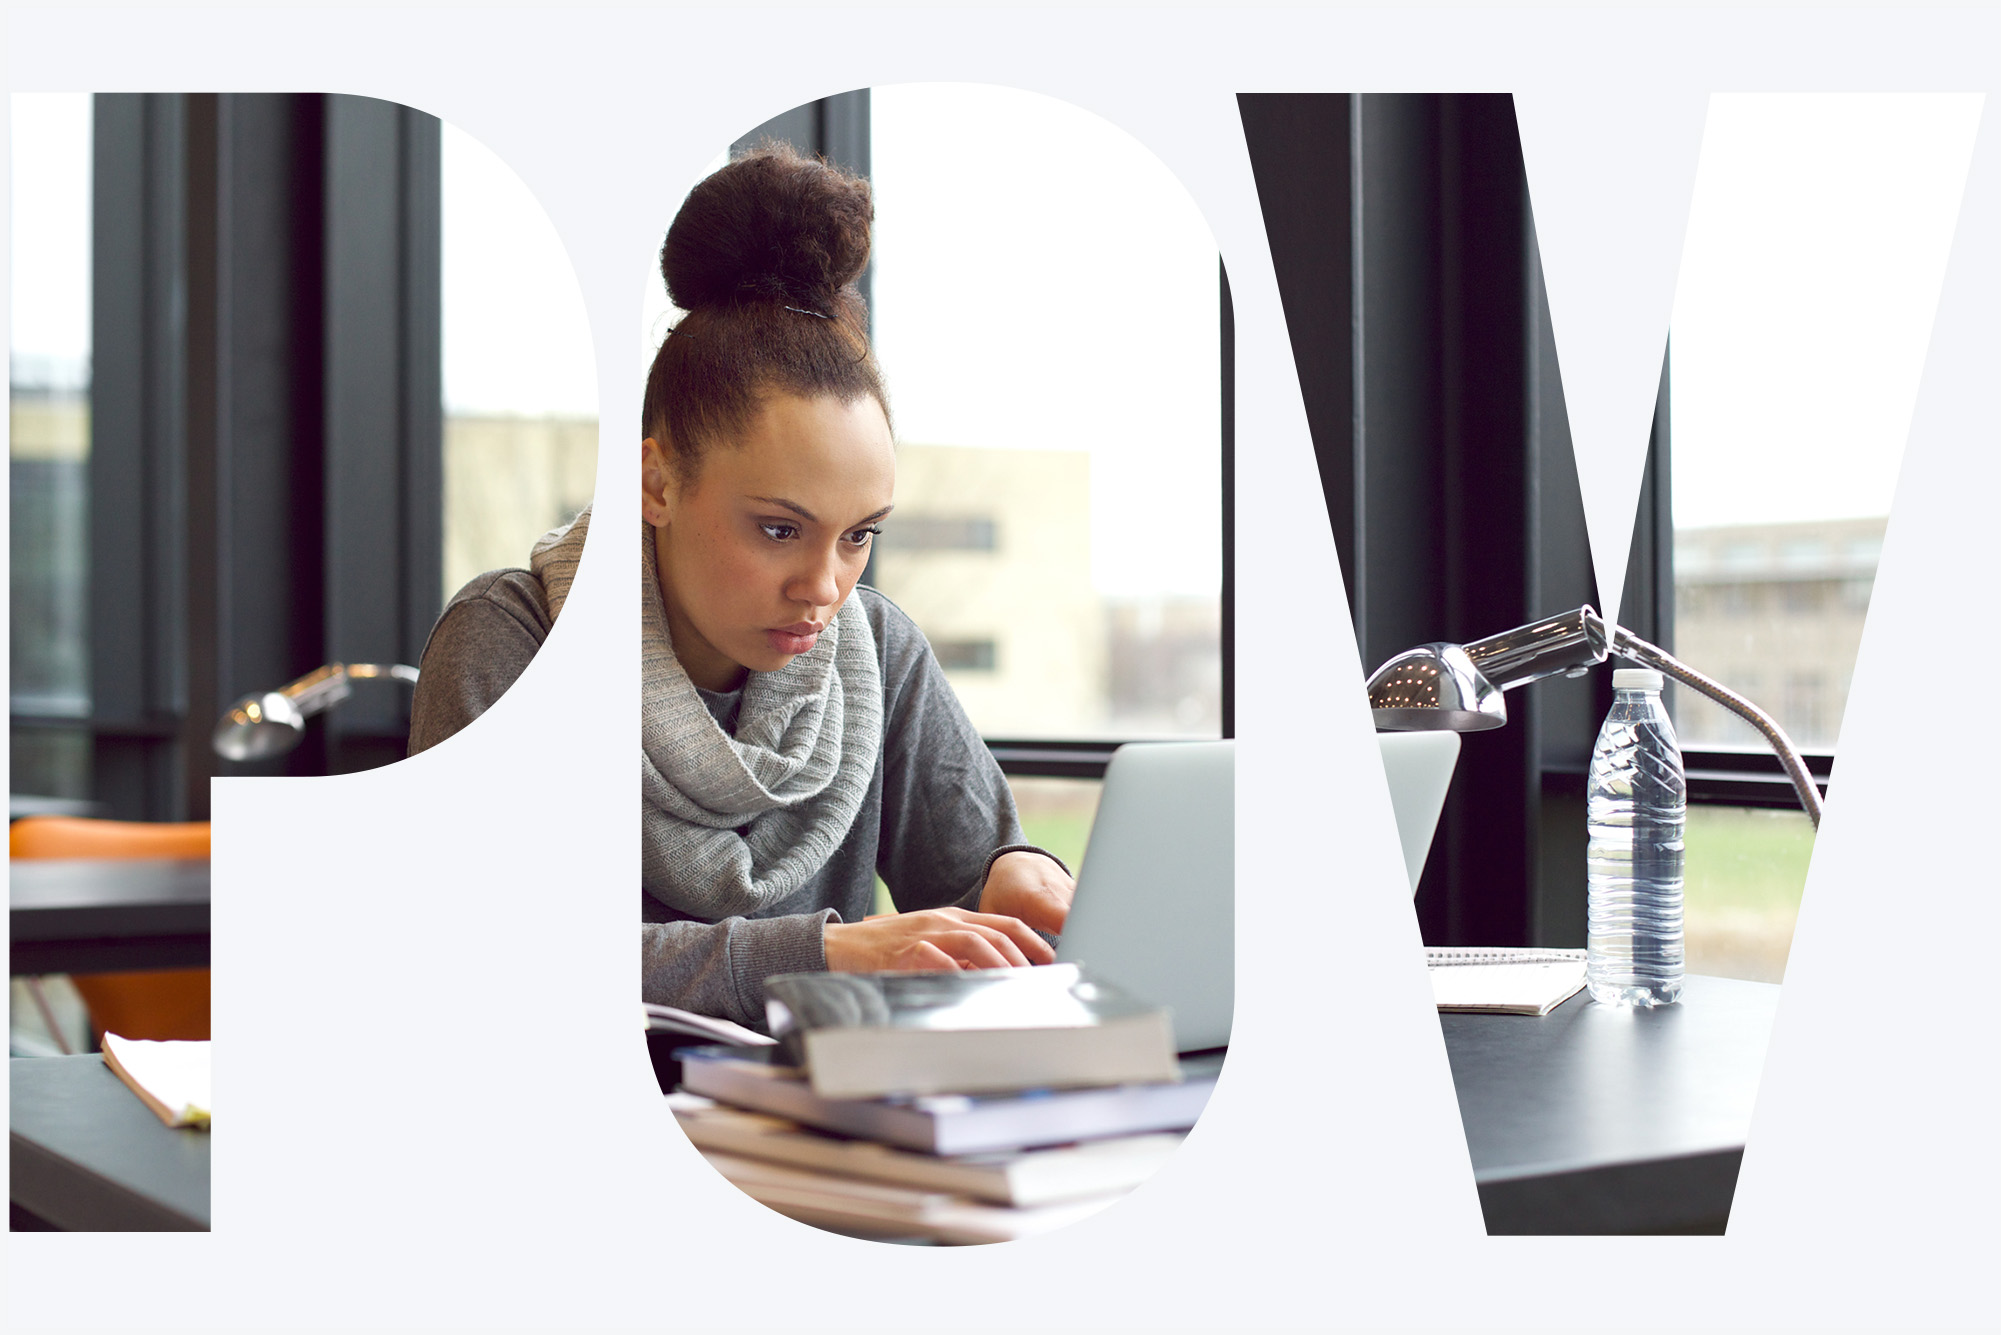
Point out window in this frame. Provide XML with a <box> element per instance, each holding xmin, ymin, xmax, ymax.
<box><xmin>877</xmin><ymin>516</ymin><xmax>997</xmax><ymax>553</ymax></box>
<box><xmin>440</xmin><ymin>123</ymin><xmax>598</xmax><ymax>598</ymax></box>
<box><xmin>1666</xmin><ymin>94</ymin><xmax>1979</xmax><ymax>978</ymax></box>
<box><xmin>869</xmin><ymin>84</ymin><xmax>1224</xmax><ymax>746</ymax></box>
<box><xmin>1238</xmin><ymin>92</ymin><xmax>1975</xmax><ymax>976</ymax></box>
<box><xmin>9</xmin><ymin>94</ymin><xmax>596</xmax><ymax>818</ymax></box>
<box><xmin>693</xmin><ymin>88</ymin><xmax>1232</xmax><ymax>875</ymax></box>
<box><xmin>930</xmin><ymin>639</ymin><xmax>998</xmax><ymax>672</ymax></box>
<box><xmin>1671</xmin><ymin>96</ymin><xmax>1975</xmax><ymax>752</ymax></box>
<box><xmin>9</xmin><ymin>93</ymin><xmax>94</xmax><ymax>808</ymax></box>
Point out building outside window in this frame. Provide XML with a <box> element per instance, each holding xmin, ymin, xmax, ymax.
<box><xmin>869</xmin><ymin>84</ymin><xmax>1223</xmax><ymax>748</ymax></box>
<box><xmin>439</xmin><ymin>122</ymin><xmax>598</xmax><ymax>600</ymax></box>
<box><xmin>10</xmin><ymin>93</ymin><xmax>95</xmax><ymax>807</ymax></box>
<box><xmin>639</xmin><ymin>87</ymin><xmax>1229</xmax><ymax>874</ymax></box>
<box><xmin>869</xmin><ymin>84</ymin><xmax>1225</xmax><ymax>870</ymax></box>
<box><xmin>1668</xmin><ymin>93</ymin><xmax>1980</xmax><ymax>981</ymax></box>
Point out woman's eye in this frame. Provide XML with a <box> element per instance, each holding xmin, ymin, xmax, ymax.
<box><xmin>844</xmin><ymin>525</ymin><xmax>883</xmax><ymax>548</ymax></box>
<box><xmin>759</xmin><ymin>523</ymin><xmax>800</xmax><ymax>542</ymax></box>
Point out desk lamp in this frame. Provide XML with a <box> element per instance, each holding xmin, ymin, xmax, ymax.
<box><xmin>1366</xmin><ymin>605</ymin><xmax>1822</xmax><ymax>828</ymax></box>
<box><xmin>211</xmin><ymin>662</ymin><xmax>420</xmax><ymax>762</ymax></box>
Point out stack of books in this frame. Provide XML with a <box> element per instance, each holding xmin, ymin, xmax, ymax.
<box><xmin>666</xmin><ymin>963</ymin><xmax>1219</xmax><ymax>1244</ymax></box>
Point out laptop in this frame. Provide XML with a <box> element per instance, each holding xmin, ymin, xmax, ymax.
<box><xmin>1053</xmin><ymin>732</ymin><xmax>1459</xmax><ymax>1053</ymax></box>
<box><xmin>1055</xmin><ymin>741</ymin><xmax>1235</xmax><ymax>1054</ymax></box>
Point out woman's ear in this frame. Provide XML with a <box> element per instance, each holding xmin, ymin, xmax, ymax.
<box><xmin>641</xmin><ymin>437</ymin><xmax>674</xmax><ymax>526</ymax></box>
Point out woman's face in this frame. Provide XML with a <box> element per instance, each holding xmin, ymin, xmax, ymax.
<box><xmin>643</xmin><ymin>393</ymin><xmax>895</xmax><ymax>693</ymax></box>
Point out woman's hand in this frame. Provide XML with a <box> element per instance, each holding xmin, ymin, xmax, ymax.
<box><xmin>823</xmin><ymin>907</ymin><xmax>1056</xmax><ymax>973</ymax></box>
<box><xmin>978</xmin><ymin>850</ymin><xmax>1075</xmax><ymax>938</ymax></box>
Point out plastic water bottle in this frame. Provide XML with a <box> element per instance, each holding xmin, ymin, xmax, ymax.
<box><xmin>1586</xmin><ymin>667</ymin><xmax>1685</xmax><ymax>1007</ymax></box>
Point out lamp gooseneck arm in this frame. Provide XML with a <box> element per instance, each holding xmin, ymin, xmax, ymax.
<box><xmin>1601</xmin><ymin>621</ymin><xmax>1824</xmax><ymax>830</ymax></box>
<box><xmin>276</xmin><ymin>662</ymin><xmax>421</xmax><ymax>720</ymax></box>
<box><xmin>1369</xmin><ymin>602</ymin><xmax>1827</xmax><ymax>828</ymax></box>
<box><xmin>344</xmin><ymin>663</ymin><xmax>420</xmax><ymax>686</ymax></box>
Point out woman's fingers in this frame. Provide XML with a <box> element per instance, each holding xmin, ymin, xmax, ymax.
<box><xmin>891</xmin><ymin>939</ymin><xmax>958</xmax><ymax>972</ymax></box>
<box><xmin>961</xmin><ymin>910</ymin><xmax>1055</xmax><ymax>966</ymax></box>
<box><xmin>826</xmin><ymin>906</ymin><xmax>1058</xmax><ymax>973</ymax></box>
<box><xmin>934</xmin><ymin>930</ymin><xmax>1007</xmax><ymax>970</ymax></box>
<box><xmin>944</xmin><ymin>924</ymin><xmax>1030</xmax><ymax>969</ymax></box>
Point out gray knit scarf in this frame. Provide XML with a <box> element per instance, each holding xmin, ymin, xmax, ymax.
<box><xmin>635</xmin><ymin>521</ymin><xmax>882</xmax><ymax>919</ymax></box>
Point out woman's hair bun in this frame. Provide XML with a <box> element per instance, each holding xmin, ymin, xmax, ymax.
<box><xmin>661</xmin><ymin>142</ymin><xmax>872</xmax><ymax>314</ymax></box>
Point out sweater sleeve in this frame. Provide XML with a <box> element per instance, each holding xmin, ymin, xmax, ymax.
<box><xmin>407</xmin><ymin>571</ymin><xmax>550</xmax><ymax>756</ymax></box>
<box><xmin>641</xmin><ymin>910</ymin><xmax>835</xmax><ymax>1029</ymax></box>
<box><xmin>866</xmin><ymin>592</ymin><xmax>1034</xmax><ymax>912</ymax></box>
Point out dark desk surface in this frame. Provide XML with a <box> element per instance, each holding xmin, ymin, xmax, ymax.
<box><xmin>1439</xmin><ymin>973</ymin><xmax>1779</xmax><ymax>1235</ymax></box>
<box><xmin>10</xmin><ymin>858</ymin><xmax>210</xmax><ymax>973</ymax></box>
<box><xmin>10</xmin><ymin>1054</ymin><xmax>210</xmax><ymax>1230</ymax></box>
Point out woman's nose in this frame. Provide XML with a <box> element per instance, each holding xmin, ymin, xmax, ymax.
<box><xmin>787</xmin><ymin>546</ymin><xmax>843</xmax><ymax>609</ymax></box>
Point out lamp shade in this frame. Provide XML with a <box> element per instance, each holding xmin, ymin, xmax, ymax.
<box><xmin>1367</xmin><ymin>606</ymin><xmax>1611</xmax><ymax>733</ymax></box>
<box><xmin>1367</xmin><ymin>643</ymin><xmax>1507</xmax><ymax>731</ymax></box>
<box><xmin>211</xmin><ymin>691</ymin><xmax>311</xmax><ymax>762</ymax></box>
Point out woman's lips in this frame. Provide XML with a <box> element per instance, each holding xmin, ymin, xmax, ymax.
<box><xmin>766</xmin><ymin>622</ymin><xmax>824</xmax><ymax>655</ymax></box>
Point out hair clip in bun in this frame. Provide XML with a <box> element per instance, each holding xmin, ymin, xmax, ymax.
<box><xmin>783</xmin><ymin>305</ymin><xmax>832</xmax><ymax>320</ymax></box>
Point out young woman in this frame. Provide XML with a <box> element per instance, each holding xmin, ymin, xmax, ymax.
<box><xmin>629</xmin><ymin>145</ymin><xmax>1076</xmax><ymax>1026</ymax></box>
<box><xmin>414</xmin><ymin>145</ymin><xmax>1074</xmax><ymax>1028</ymax></box>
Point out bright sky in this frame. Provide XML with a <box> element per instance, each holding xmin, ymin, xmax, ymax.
<box><xmin>9</xmin><ymin>93</ymin><xmax>92</xmax><ymax>386</ymax></box>
<box><xmin>441</xmin><ymin>121</ymin><xmax>598</xmax><ymax>418</ymax></box>
<box><xmin>7</xmin><ymin>97</ymin><xmax>597</xmax><ymax>419</ymax></box>
<box><xmin>639</xmin><ymin>87</ymin><xmax>1223</xmax><ymax>600</ymax></box>
<box><xmin>1669</xmin><ymin>94</ymin><xmax>1981</xmax><ymax>530</ymax></box>
<box><xmin>36</xmin><ymin>92</ymin><xmax>1967</xmax><ymax>548</ymax></box>
<box><xmin>871</xmin><ymin>84</ymin><xmax>1221</xmax><ymax>599</ymax></box>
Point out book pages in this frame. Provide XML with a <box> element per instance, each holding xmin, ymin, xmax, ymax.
<box><xmin>101</xmin><ymin>1034</ymin><xmax>212</xmax><ymax>1129</ymax></box>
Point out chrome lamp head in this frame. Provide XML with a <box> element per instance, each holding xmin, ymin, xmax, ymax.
<box><xmin>1364</xmin><ymin>603</ymin><xmax>1824</xmax><ymax>829</ymax></box>
<box><xmin>211</xmin><ymin>689</ymin><xmax>313</xmax><ymax>762</ymax></box>
<box><xmin>1366</xmin><ymin>606</ymin><xmax>1610</xmax><ymax>732</ymax></box>
<box><xmin>1367</xmin><ymin>643</ymin><xmax>1506</xmax><ymax>731</ymax></box>
<box><xmin>212</xmin><ymin>662</ymin><xmax>419</xmax><ymax>762</ymax></box>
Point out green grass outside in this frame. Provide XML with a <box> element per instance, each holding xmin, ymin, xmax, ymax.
<box><xmin>1684</xmin><ymin>805</ymin><xmax>1816</xmax><ymax>915</ymax></box>
<box><xmin>1682</xmin><ymin>805</ymin><xmax>1815</xmax><ymax>983</ymax></box>
<box><xmin>1015</xmin><ymin>811</ymin><xmax>1095</xmax><ymax>880</ymax></box>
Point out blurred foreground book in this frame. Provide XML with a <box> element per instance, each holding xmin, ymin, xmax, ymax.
<box><xmin>677</xmin><ymin>1046</ymin><xmax>1218</xmax><ymax>1156</ymax></box>
<box><xmin>765</xmin><ymin>962</ymin><xmax>1179</xmax><ymax>1099</ymax></box>
<box><xmin>671</xmin><ymin>1093</ymin><xmax>1183</xmax><ymax>1206</ymax></box>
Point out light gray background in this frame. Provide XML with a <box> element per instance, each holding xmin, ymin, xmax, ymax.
<box><xmin>6</xmin><ymin>6</ymin><xmax>1997</xmax><ymax>1329</ymax></box>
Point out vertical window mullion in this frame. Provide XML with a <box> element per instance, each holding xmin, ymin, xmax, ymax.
<box><xmin>89</xmin><ymin>93</ymin><xmax>190</xmax><ymax>819</ymax></box>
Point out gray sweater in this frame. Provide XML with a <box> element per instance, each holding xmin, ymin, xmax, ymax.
<box><xmin>408</xmin><ymin>576</ymin><xmax>1032</xmax><ymax>1028</ymax></box>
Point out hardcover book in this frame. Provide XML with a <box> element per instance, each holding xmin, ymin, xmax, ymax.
<box><xmin>668</xmin><ymin>1093</ymin><xmax>1182</xmax><ymax>1207</ymax></box>
<box><xmin>764</xmin><ymin>962</ymin><xmax>1179</xmax><ymax>1099</ymax></box>
<box><xmin>676</xmin><ymin>1046</ymin><xmax>1219</xmax><ymax>1156</ymax></box>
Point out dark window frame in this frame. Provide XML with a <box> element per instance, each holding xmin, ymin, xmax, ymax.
<box><xmin>1242</xmin><ymin>93</ymin><xmax>1826</xmax><ymax>949</ymax></box>
<box><xmin>8</xmin><ymin>93</ymin><xmax>444</xmax><ymax>821</ymax></box>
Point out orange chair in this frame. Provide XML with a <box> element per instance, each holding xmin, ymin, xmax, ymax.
<box><xmin>10</xmin><ymin>817</ymin><xmax>212</xmax><ymax>1043</ymax></box>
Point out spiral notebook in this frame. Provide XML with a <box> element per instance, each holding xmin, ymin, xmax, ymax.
<box><xmin>1425</xmin><ymin>947</ymin><xmax>1587</xmax><ymax>1016</ymax></box>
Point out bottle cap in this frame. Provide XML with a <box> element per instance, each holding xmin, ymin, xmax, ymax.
<box><xmin>1612</xmin><ymin>668</ymin><xmax>1665</xmax><ymax>692</ymax></box>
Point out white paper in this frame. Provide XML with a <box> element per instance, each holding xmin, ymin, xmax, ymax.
<box><xmin>102</xmin><ymin>1034</ymin><xmax>212</xmax><ymax>1127</ymax></box>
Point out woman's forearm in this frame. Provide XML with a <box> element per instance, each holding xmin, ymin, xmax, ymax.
<box><xmin>640</xmin><ymin>910</ymin><xmax>834</xmax><ymax>1029</ymax></box>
